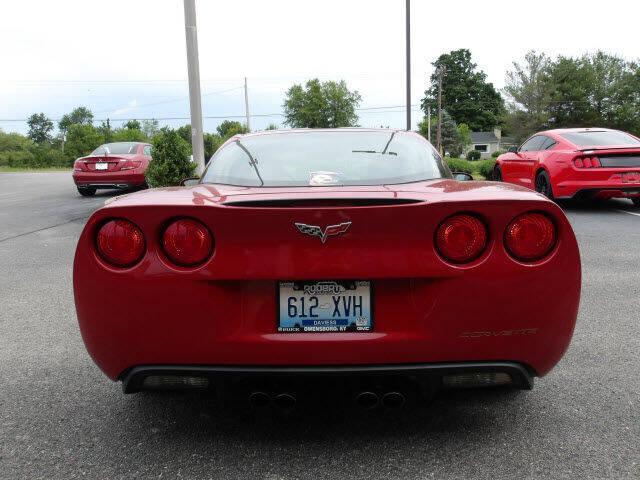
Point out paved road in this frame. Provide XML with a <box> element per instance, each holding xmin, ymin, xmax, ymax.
<box><xmin>1</xmin><ymin>172</ymin><xmax>639</xmax><ymax>479</ymax></box>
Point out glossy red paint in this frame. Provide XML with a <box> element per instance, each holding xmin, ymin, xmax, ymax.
<box><xmin>72</xmin><ymin>142</ymin><xmax>151</xmax><ymax>189</ymax></box>
<box><xmin>74</xmin><ymin>169</ymin><xmax>581</xmax><ymax>383</ymax></box>
<box><xmin>496</xmin><ymin>128</ymin><xmax>640</xmax><ymax>200</ymax></box>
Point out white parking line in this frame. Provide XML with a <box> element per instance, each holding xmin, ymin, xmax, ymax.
<box><xmin>616</xmin><ymin>209</ymin><xmax>640</xmax><ymax>217</ymax></box>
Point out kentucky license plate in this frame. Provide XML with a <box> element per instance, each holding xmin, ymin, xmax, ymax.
<box><xmin>278</xmin><ymin>280</ymin><xmax>372</xmax><ymax>333</ymax></box>
<box><xmin>95</xmin><ymin>162</ymin><xmax>108</xmax><ymax>170</ymax></box>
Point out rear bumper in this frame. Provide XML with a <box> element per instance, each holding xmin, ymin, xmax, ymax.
<box><xmin>561</xmin><ymin>187</ymin><xmax>640</xmax><ymax>200</ymax></box>
<box><xmin>73</xmin><ymin>171</ymin><xmax>146</xmax><ymax>188</ymax></box>
<box><xmin>121</xmin><ymin>361</ymin><xmax>535</xmax><ymax>393</ymax></box>
<box><xmin>555</xmin><ymin>171</ymin><xmax>640</xmax><ymax>199</ymax></box>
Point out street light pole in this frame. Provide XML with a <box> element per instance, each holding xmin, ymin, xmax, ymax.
<box><xmin>183</xmin><ymin>0</ymin><xmax>206</xmax><ymax>175</ymax></box>
<box><xmin>405</xmin><ymin>0</ymin><xmax>411</xmax><ymax>131</ymax></box>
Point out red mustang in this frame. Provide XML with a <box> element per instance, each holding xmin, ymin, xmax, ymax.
<box><xmin>72</xmin><ymin>141</ymin><xmax>152</xmax><ymax>196</ymax></box>
<box><xmin>494</xmin><ymin>128</ymin><xmax>640</xmax><ymax>206</ymax></box>
<box><xmin>74</xmin><ymin>129</ymin><xmax>581</xmax><ymax>408</ymax></box>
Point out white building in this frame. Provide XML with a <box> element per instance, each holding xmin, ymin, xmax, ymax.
<box><xmin>464</xmin><ymin>128</ymin><xmax>517</xmax><ymax>159</ymax></box>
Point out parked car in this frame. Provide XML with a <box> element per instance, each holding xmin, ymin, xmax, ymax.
<box><xmin>494</xmin><ymin>128</ymin><xmax>640</xmax><ymax>206</ymax></box>
<box><xmin>74</xmin><ymin>129</ymin><xmax>580</xmax><ymax>407</ymax></box>
<box><xmin>72</xmin><ymin>142</ymin><xmax>152</xmax><ymax>196</ymax></box>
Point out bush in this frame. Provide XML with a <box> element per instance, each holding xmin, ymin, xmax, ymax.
<box><xmin>446</xmin><ymin>158</ymin><xmax>474</xmax><ymax>174</ymax></box>
<box><xmin>466</xmin><ymin>150</ymin><xmax>481</xmax><ymax>161</ymax></box>
<box><xmin>111</xmin><ymin>128</ymin><xmax>147</xmax><ymax>142</ymax></box>
<box><xmin>491</xmin><ymin>150</ymin><xmax>503</xmax><ymax>158</ymax></box>
<box><xmin>146</xmin><ymin>127</ymin><xmax>195</xmax><ymax>187</ymax></box>
<box><xmin>477</xmin><ymin>159</ymin><xmax>497</xmax><ymax>180</ymax></box>
<box><xmin>0</xmin><ymin>150</ymin><xmax>36</xmax><ymax>167</ymax></box>
<box><xmin>65</xmin><ymin>124</ymin><xmax>104</xmax><ymax>161</ymax></box>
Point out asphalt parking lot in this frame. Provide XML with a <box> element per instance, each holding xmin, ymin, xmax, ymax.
<box><xmin>1</xmin><ymin>172</ymin><xmax>639</xmax><ymax>480</ymax></box>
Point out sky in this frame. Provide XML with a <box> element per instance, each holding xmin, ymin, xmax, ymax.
<box><xmin>1</xmin><ymin>0</ymin><xmax>640</xmax><ymax>135</ymax></box>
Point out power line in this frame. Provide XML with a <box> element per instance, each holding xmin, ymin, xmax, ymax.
<box><xmin>0</xmin><ymin>105</ymin><xmax>423</xmax><ymax>123</ymax></box>
<box><xmin>93</xmin><ymin>86</ymin><xmax>244</xmax><ymax>115</ymax></box>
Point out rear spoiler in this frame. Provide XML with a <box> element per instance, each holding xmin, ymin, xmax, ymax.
<box><xmin>578</xmin><ymin>145</ymin><xmax>640</xmax><ymax>152</ymax></box>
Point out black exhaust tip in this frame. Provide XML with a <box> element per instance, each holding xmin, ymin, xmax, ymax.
<box><xmin>355</xmin><ymin>391</ymin><xmax>379</xmax><ymax>409</ymax></box>
<box><xmin>249</xmin><ymin>391</ymin><xmax>271</xmax><ymax>408</ymax></box>
<box><xmin>273</xmin><ymin>393</ymin><xmax>297</xmax><ymax>410</ymax></box>
<box><xmin>381</xmin><ymin>391</ymin><xmax>405</xmax><ymax>409</ymax></box>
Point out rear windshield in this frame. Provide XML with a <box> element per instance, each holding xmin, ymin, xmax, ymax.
<box><xmin>200</xmin><ymin>131</ymin><xmax>448</xmax><ymax>187</ymax></box>
<box><xmin>560</xmin><ymin>131</ymin><xmax>640</xmax><ymax>147</ymax></box>
<box><xmin>91</xmin><ymin>142</ymin><xmax>140</xmax><ymax>155</ymax></box>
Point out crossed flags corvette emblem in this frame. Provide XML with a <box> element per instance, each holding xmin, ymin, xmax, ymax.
<box><xmin>294</xmin><ymin>222</ymin><xmax>352</xmax><ymax>244</ymax></box>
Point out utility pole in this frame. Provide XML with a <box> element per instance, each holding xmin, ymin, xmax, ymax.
<box><xmin>244</xmin><ymin>77</ymin><xmax>251</xmax><ymax>132</ymax></box>
<box><xmin>405</xmin><ymin>0</ymin><xmax>411</xmax><ymax>131</ymax></box>
<box><xmin>436</xmin><ymin>66</ymin><xmax>445</xmax><ymax>154</ymax></box>
<box><xmin>427</xmin><ymin>106</ymin><xmax>431</xmax><ymax>144</ymax></box>
<box><xmin>183</xmin><ymin>0</ymin><xmax>205</xmax><ymax>175</ymax></box>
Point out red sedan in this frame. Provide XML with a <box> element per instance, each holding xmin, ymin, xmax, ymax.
<box><xmin>72</xmin><ymin>141</ymin><xmax>152</xmax><ymax>196</ymax></box>
<box><xmin>74</xmin><ymin>129</ymin><xmax>580</xmax><ymax>408</ymax></box>
<box><xmin>495</xmin><ymin>128</ymin><xmax>640</xmax><ymax>205</ymax></box>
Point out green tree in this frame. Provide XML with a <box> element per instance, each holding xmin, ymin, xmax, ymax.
<box><xmin>142</xmin><ymin>119</ymin><xmax>160</xmax><ymax>138</ymax></box>
<box><xmin>283</xmin><ymin>79</ymin><xmax>361</xmax><ymax>128</ymax></box>
<box><xmin>418</xmin><ymin>111</ymin><xmax>463</xmax><ymax>156</ymax></box>
<box><xmin>65</xmin><ymin>124</ymin><xmax>104</xmax><ymax>160</ymax></box>
<box><xmin>504</xmin><ymin>51</ymin><xmax>555</xmax><ymax>141</ymax></box>
<box><xmin>421</xmin><ymin>49</ymin><xmax>504</xmax><ymax>131</ymax></box>
<box><xmin>145</xmin><ymin>127</ymin><xmax>195</xmax><ymax>187</ymax></box>
<box><xmin>176</xmin><ymin>124</ymin><xmax>191</xmax><ymax>144</ymax></box>
<box><xmin>265</xmin><ymin>123</ymin><xmax>279</xmax><ymax>130</ymax></box>
<box><xmin>98</xmin><ymin>119</ymin><xmax>113</xmax><ymax>143</ymax></box>
<box><xmin>216</xmin><ymin>120</ymin><xmax>248</xmax><ymax>138</ymax></box>
<box><xmin>111</xmin><ymin>128</ymin><xmax>147</xmax><ymax>142</ymax></box>
<box><xmin>58</xmin><ymin>106</ymin><xmax>94</xmax><ymax>132</ymax></box>
<box><xmin>457</xmin><ymin>123</ymin><xmax>472</xmax><ymax>151</ymax></box>
<box><xmin>27</xmin><ymin>113</ymin><xmax>54</xmax><ymax>144</ymax></box>
<box><xmin>124</xmin><ymin>120</ymin><xmax>142</xmax><ymax>130</ymax></box>
<box><xmin>203</xmin><ymin>132</ymin><xmax>224</xmax><ymax>160</ymax></box>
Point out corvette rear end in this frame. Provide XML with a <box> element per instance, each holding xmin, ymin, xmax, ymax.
<box><xmin>73</xmin><ymin>130</ymin><xmax>581</xmax><ymax>403</ymax></box>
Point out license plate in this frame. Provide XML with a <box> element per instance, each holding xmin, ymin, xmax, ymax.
<box><xmin>95</xmin><ymin>162</ymin><xmax>108</xmax><ymax>170</ymax></box>
<box><xmin>278</xmin><ymin>280</ymin><xmax>372</xmax><ymax>333</ymax></box>
<box><xmin>622</xmin><ymin>172</ymin><xmax>640</xmax><ymax>183</ymax></box>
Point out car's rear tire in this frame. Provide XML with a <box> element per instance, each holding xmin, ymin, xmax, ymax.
<box><xmin>632</xmin><ymin>198</ymin><xmax>640</xmax><ymax>208</ymax></box>
<box><xmin>77</xmin><ymin>186</ymin><xmax>97</xmax><ymax>197</ymax></box>
<box><xmin>493</xmin><ymin>165</ymin><xmax>502</xmax><ymax>181</ymax></box>
<box><xmin>535</xmin><ymin>170</ymin><xmax>554</xmax><ymax>200</ymax></box>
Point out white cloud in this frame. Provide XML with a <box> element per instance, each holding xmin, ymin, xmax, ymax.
<box><xmin>111</xmin><ymin>99</ymin><xmax>139</xmax><ymax>117</ymax></box>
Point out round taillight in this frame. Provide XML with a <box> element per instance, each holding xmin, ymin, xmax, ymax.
<box><xmin>162</xmin><ymin>219</ymin><xmax>213</xmax><ymax>267</ymax></box>
<box><xmin>591</xmin><ymin>156</ymin><xmax>601</xmax><ymax>167</ymax></box>
<box><xmin>504</xmin><ymin>212</ymin><xmax>556</xmax><ymax>262</ymax></box>
<box><xmin>583</xmin><ymin>157</ymin><xmax>592</xmax><ymax>168</ymax></box>
<box><xmin>435</xmin><ymin>214</ymin><xmax>488</xmax><ymax>264</ymax></box>
<box><xmin>96</xmin><ymin>219</ymin><xmax>145</xmax><ymax>267</ymax></box>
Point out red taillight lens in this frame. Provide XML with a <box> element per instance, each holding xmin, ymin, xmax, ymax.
<box><xmin>96</xmin><ymin>219</ymin><xmax>145</xmax><ymax>267</ymax></box>
<box><xmin>504</xmin><ymin>212</ymin><xmax>556</xmax><ymax>262</ymax></box>
<box><xmin>435</xmin><ymin>214</ymin><xmax>488</xmax><ymax>264</ymax></box>
<box><xmin>574</xmin><ymin>156</ymin><xmax>601</xmax><ymax>168</ymax></box>
<box><xmin>162</xmin><ymin>219</ymin><xmax>213</xmax><ymax>266</ymax></box>
<box><xmin>121</xmin><ymin>160</ymin><xmax>142</xmax><ymax>171</ymax></box>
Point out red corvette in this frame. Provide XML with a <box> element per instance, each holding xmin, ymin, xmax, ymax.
<box><xmin>495</xmin><ymin>128</ymin><xmax>640</xmax><ymax>205</ymax></box>
<box><xmin>74</xmin><ymin>129</ymin><xmax>581</xmax><ymax>408</ymax></box>
<box><xmin>72</xmin><ymin>141</ymin><xmax>152</xmax><ymax>196</ymax></box>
